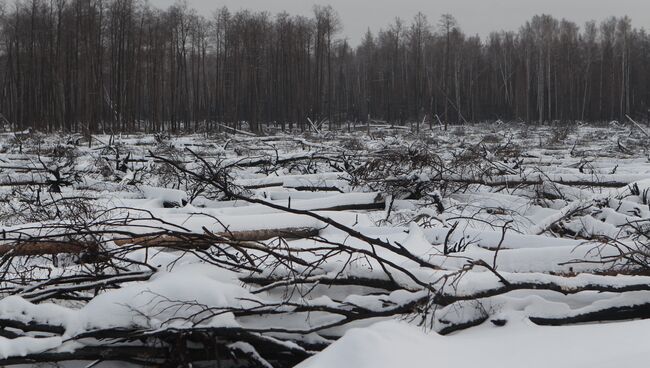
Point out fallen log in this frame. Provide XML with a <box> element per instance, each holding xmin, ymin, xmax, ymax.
<box><xmin>0</xmin><ymin>241</ymin><xmax>98</xmax><ymax>256</ymax></box>
<box><xmin>444</xmin><ymin>174</ymin><xmax>640</xmax><ymax>188</ymax></box>
<box><xmin>437</xmin><ymin>315</ymin><xmax>489</xmax><ymax>336</ymax></box>
<box><xmin>241</xmin><ymin>275</ymin><xmax>404</xmax><ymax>293</ymax></box>
<box><xmin>291</xmin><ymin>185</ymin><xmax>345</xmax><ymax>192</ymax></box>
<box><xmin>433</xmin><ymin>280</ymin><xmax>650</xmax><ymax>307</ymax></box>
<box><xmin>236</xmin><ymin>172</ymin><xmax>347</xmax><ymax>190</ymax></box>
<box><xmin>223</xmin><ymin>152</ymin><xmax>341</xmax><ymax>168</ymax></box>
<box><xmin>0</xmin><ymin>325</ymin><xmax>313</xmax><ymax>366</ymax></box>
<box><xmin>113</xmin><ymin>227</ymin><xmax>320</xmax><ymax>247</ymax></box>
<box><xmin>530</xmin><ymin>302</ymin><xmax>650</xmax><ymax>326</ymax></box>
<box><xmin>0</xmin><ymin>227</ymin><xmax>321</xmax><ymax>257</ymax></box>
<box><xmin>214</xmin><ymin>192</ymin><xmax>384</xmax><ymax>215</ymax></box>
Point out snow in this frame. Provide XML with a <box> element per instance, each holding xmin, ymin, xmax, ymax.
<box><xmin>0</xmin><ymin>264</ymin><xmax>254</xmax><ymax>338</ymax></box>
<box><xmin>2</xmin><ymin>126</ymin><xmax>650</xmax><ymax>365</ymax></box>
<box><xmin>298</xmin><ymin>318</ymin><xmax>650</xmax><ymax>368</ymax></box>
<box><xmin>0</xmin><ymin>336</ymin><xmax>62</xmax><ymax>359</ymax></box>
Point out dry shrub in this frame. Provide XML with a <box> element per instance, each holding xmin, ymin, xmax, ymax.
<box><xmin>546</xmin><ymin>123</ymin><xmax>577</xmax><ymax>145</ymax></box>
<box><xmin>340</xmin><ymin>137</ymin><xmax>366</xmax><ymax>151</ymax></box>
<box><xmin>350</xmin><ymin>142</ymin><xmax>443</xmax><ymax>199</ymax></box>
<box><xmin>451</xmin><ymin>126</ymin><xmax>466</xmax><ymax>137</ymax></box>
<box><xmin>481</xmin><ymin>133</ymin><xmax>502</xmax><ymax>144</ymax></box>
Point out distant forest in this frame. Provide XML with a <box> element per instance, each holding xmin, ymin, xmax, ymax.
<box><xmin>0</xmin><ymin>0</ymin><xmax>648</xmax><ymax>132</ymax></box>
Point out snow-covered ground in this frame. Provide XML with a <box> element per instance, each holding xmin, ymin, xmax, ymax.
<box><xmin>300</xmin><ymin>318</ymin><xmax>650</xmax><ymax>368</ymax></box>
<box><xmin>0</xmin><ymin>123</ymin><xmax>648</xmax><ymax>366</ymax></box>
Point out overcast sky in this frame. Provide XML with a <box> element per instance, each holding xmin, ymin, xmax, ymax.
<box><xmin>150</xmin><ymin>0</ymin><xmax>648</xmax><ymax>45</ymax></box>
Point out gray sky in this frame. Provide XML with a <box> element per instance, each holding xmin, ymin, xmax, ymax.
<box><xmin>150</xmin><ymin>0</ymin><xmax>648</xmax><ymax>45</ymax></box>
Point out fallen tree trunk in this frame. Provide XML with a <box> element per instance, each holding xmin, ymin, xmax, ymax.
<box><xmin>444</xmin><ymin>175</ymin><xmax>637</xmax><ymax>189</ymax></box>
<box><xmin>0</xmin><ymin>325</ymin><xmax>313</xmax><ymax>366</ymax></box>
<box><xmin>437</xmin><ymin>315</ymin><xmax>489</xmax><ymax>336</ymax></box>
<box><xmin>434</xmin><ymin>280</ymin><xmax>650</xmax><ymax>306</ymax></box>
<box><xmin>0</xmin><ymin>241</ymin><xmax>98</xmax><ymax>256</ymax></box>
<box><xmin>0</xmin><ymin>226</ymin><xmax>321</xmax><ymax>257</ymax></box>
<box><xmin>113</xmin><ymin>227</ymin><xmax>321</xmax><ymax>247</ymax></box>
<box><xmin>530</xmin><ymin>302</ymin><xmax>650</xmax><ymax>326</ymax></box>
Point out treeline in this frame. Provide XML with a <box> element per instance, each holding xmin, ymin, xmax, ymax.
<box><xmin>0</xmin><ymin>0</ymin><xmax>649</xmax><ymax>133</ymax></box>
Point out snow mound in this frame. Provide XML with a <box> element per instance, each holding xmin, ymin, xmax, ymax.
<box><xmin>299</xmin><ymin>319</ymin><xmax>650</xmax><ymax>368</ymax></box>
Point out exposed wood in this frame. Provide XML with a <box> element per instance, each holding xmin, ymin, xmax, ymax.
<box><xmin>113</xmin><ymin>227</ymin><xmax>321</xmax><ymax>247</ymax></box>
<box><xmin>530</xmin><ymin>303</ymin><xmax>650</xmax><ymax>326</ymax></box>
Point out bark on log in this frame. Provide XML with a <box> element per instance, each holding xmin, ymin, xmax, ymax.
<box><xmin>529</xmin><ymin>302</ymin><xmax>650</xmax><ymax>326</ymax></box>
<box><xmin>0</xmin><ymin>227</ymin><xmax>321</xmax><ymax>257</ymax></box>
<box><xmin>113</xmin><ymin>227</ymin><xmax>321</xmax><ymax>247</ymax></box>
<box><xmin>437</xmin><ymin>315</ymin><xmax>489</xmax><ymax>335</ymax></box>
<box><xmin>0</xmin><ymin>241</ymin><xmax>98</xmax><ymax>256</ymax></box>
<box><xmin>444</xmin><ymin>176</ymin><xmax>633</xmax><ymax>188</ymax></box>
<box><xmin>0</xmin><ymin>326</ymin><xmax>312</xmax><ymax>366</ymax></box>
<box><xmin>433</xmin><ymin>281</ymin><xmax>650</xmax><ymax>306</ymax></box>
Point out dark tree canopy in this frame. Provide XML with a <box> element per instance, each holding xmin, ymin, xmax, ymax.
<box><xmin>0</xmin><ymin>0</ymin><xmax>648</xmax><ymax>132</ymax></box>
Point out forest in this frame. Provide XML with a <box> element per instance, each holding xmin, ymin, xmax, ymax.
<box><xmin>0</xmin><ymin>0</ymin><xmax>648</xmax><ymax>133</ymax></box>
